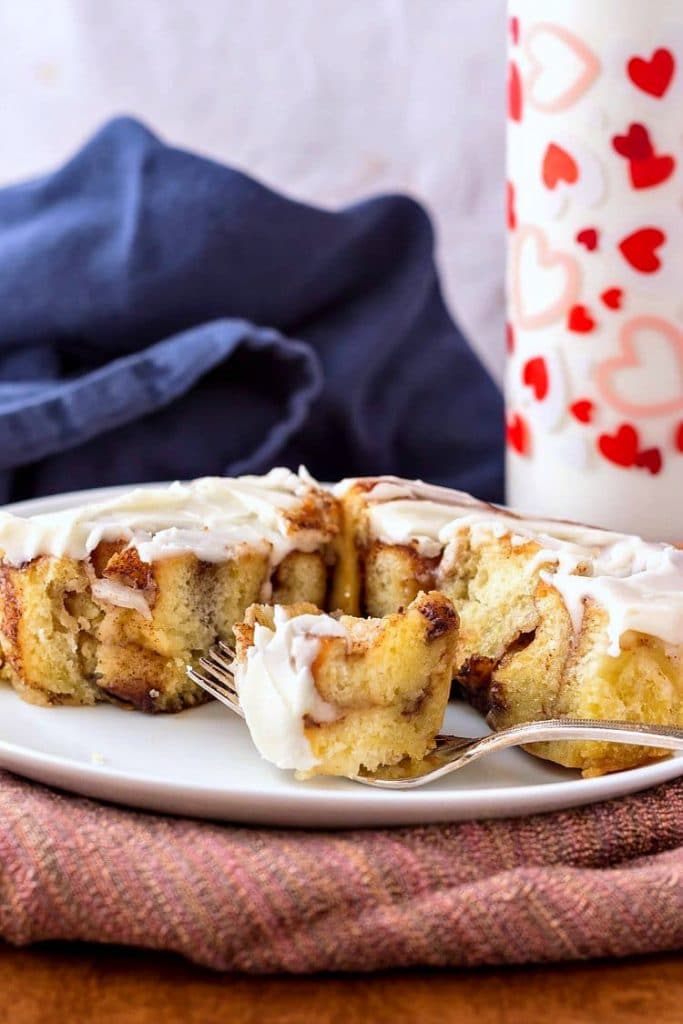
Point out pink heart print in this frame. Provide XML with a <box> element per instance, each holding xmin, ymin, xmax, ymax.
<box><xmin>525</xmin><ymin>23</ymin><xmax>601</xmax><ymax>112</ymax></box>
<box><xmin>595</xmin><ymin>317</ymin><xmax>683</xmax><ymax>418</ymax></box>
<box><xmin>511</xmin><ymin>226</ymin><xmax>580</xmax><ymax>331</ymax></box>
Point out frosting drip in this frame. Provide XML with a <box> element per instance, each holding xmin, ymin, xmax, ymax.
<box><xmin>350</xmin><ymin>476</ymin><xmax>683</xmax><ymax>655</ymax></box>
<box><xmin>234</xmin><ymin>607</ymin><xmax>347</xmax><ymax>770</ymax></box>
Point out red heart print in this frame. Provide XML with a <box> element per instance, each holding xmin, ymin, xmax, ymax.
<box><xmin>635</xmin><ymin>447</ymin><xmax>663</xmax><ymax>475</ymax></box>
<box><xmin>522</xmin><ymin>356</ymin><xmax>549</xmax><ymax>401</ymax></box>
<box><xmin>628</xmin><ymin>48</ymin><xmax>676</xmax><ymax>98</ymax></box>
<box><xmin>506</xmin><ymin>322</ymin><xmax>515</xmax><ymax>354</ymax></box>
<box><xmin>570</xmin><ymin>399</ymin><xmax>595</xmax><ymax>424</ymax></box>
<box><xmin>542</xmin><ymin>143</ymin><xmax>579</xmax><ymax>189</ymax></box>
<box><xmin>619</xmin><ymin>228</ymin><xmax>665</xmax><ymax>273</ymax></box>
<box><xmin>506</xmin><ymin>413</ymin><xmax>530</xmax><ymax>456</ymax></box>
<box><xmin>510</xmin><ymin>16</ymin><xmax>520</xmax><ymax>45</ymax></box>
<box><xmin>601</xmin><ymin>287</ymin><xmax>623</xmax><ymax>310</ymax></box>
<box><xmin>568</xmin><ymin>304</ymin><xmax>596</xmax><ymax>333</ymax></box>
<box><xmin>675</xmin><ymin>423</ymin><xmax>683</xmax><ymax>452</ymax></box>
<box><xmin>612</xmin><ymin>123</ymin><xmax>654</xmax><ymax>162</ymax></box>
<box><xmin>508</xmin><ymin>62</ymin><xmax>522</xmax><ymax>122</ymax></box>
<box><xmin>507</xmin><ymin>181</ymin><xmax>517</xmax><ymax>230</ymax></box>
<box><xmin>630</xmin><ymin>152</ymin><xmax>676</xmax><ymax>189</ymax></box>
<box><xmin>612</xmin><ymin>124</ymin><xmax>675</xmax><ymax>189</ymax></box>
<box><xmin>576</xmin><ymin>228</ymin><xmax>599</xmax><ymax>251</ymax></box>
<box><xmin>598</xmin><ymin>424</ymin><xmax>639</xmax><ymax>468</ymax></box>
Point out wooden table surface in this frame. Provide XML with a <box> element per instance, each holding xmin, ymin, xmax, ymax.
<box><xmin>2</xmin><ymin>944</ymin><xmax>681</xmax><ymax>1024</ymax></box>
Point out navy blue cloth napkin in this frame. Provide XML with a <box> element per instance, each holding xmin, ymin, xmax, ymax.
<box><xmin>0</xmin><ymin>117</ymin><xmax>503</xmax><ymax>504</ymax></box>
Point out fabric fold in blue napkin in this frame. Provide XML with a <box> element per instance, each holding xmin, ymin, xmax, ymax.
<box><xmin>0</xmin><ymin>117</ymin><xmax>503</xmax><ymax>504</ymax></box>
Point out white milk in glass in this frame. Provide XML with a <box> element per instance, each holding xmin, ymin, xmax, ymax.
<box><xmin>506</xmin><ymin>0</ymin><xmax>683</xmax><ymax>539</ymax></box>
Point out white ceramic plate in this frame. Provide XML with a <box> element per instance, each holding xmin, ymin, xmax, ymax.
<box><xmin>0</xmin><ymin>485</ymin><xmax>681</xmax><ymax>828</ymax></box>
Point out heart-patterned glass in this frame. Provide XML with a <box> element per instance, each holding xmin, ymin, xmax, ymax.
<box><xmin>506</xmin><ymin>0</ymin><xmax>683</xmax><ymax>541</ymax></box>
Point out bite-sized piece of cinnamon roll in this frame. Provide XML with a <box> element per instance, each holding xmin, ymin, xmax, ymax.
<box><xmin>233</xmin><ymin>591</ymin><xmax>459</xmax><ymax>778</ymax></box>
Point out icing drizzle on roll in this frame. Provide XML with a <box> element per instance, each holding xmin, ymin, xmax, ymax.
<box><xmin>340</xmin><ymin>476</ymin><xmax>683</xmax><ymax>655</ymax></box>
<box><xmin>0</xmin><ymin>468</ymin><xmax>333</xmax><ymax>568</ymax></box>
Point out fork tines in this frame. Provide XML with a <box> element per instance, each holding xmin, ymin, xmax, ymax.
<box><xmin>187</xmin><ymin>641</ymin><xmax>244</xmax><ymax>719</ymax></box>
<box><xmin>218</xmin><ymin>640</ymin><xmax>236</xmax><ymax>660</ymax></box>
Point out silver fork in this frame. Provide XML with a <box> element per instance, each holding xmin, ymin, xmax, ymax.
<box><xmin>187</xmin><ymin>645</ymin><xmax>683</xmax><ymax>789</ymax></box>
<box><xmin>187</xmin><ymin>641</ymin><xmax>244</xmax><ymax>719</ymax></box>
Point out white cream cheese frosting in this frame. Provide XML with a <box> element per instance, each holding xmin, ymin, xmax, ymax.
<box><xmin>234</xmin><ymin>606</ymin><xmax>347</xmax><ymax>771</ymax></box>
<box><xmin>339</xmin><ymin>476</ymin><xmax>683</xmax><ymax>655</ymax></box>
<box><xmin>0</xmin><ymin>468</ymin><xmax>329</xmax><ymax>568</ymax></box>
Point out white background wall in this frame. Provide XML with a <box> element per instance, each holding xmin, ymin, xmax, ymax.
<box><xmin>0</xmin><ymin>0</ymin><xmax>506</xmax><ymax>379</ymax></box>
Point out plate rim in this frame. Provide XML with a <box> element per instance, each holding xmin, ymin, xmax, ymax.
<box><xmin>1</xmin><ymin>722</ymin><xmax>681</xmax><ymax>827</ymax></box>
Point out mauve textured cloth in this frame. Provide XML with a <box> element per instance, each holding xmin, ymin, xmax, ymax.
<box><xmin>0</xmin><ymin>116</ymin><xmax>503</xmax><ymax>504</ymax></box>
<box><xmin>1</xmin><ymin>771</ymin><xmax>682</xmax><ymax>971</ymax></box>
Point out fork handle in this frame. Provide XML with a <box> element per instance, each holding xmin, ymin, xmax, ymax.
<box><xmin>437</xmin><ymin>717</ymin><xmax>683</xmax><ymax>758</ymax></box>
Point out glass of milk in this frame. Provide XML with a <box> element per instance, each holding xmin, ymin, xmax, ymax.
<box><xmin>506</xmin><ymin>0</ymin><xmax>683</xmax><ymax>540</ymax></box>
